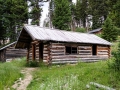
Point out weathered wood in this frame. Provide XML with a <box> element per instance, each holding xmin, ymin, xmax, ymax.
<box><xmin>108</xmin><ymin>46</ymin><xmax>111</xmax><ymax>58</ymax></box>
<box><xmin>32</xmin><ymin>44</ymin><xmax>35</xmax><ymax>60</ymax></box>
<box><xmin>27</xmin><ymin>47</ymin><xmax>29</xmax><ymax>62</ymax></box>
<box><xmin>50</xmin><ymin>52</ymin><xmax>64</xmax><ymax>55</ymax></box>
<box><xmin>88</xmin><ymin>82</ymin><xmax>115</xmax><ymax>90</ymax></box>
<box><xmin>46</xmin><ymin>42</ymin><xmax>52</xmax><ymax>64</ymax></box>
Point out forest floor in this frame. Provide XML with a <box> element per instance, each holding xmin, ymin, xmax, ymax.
<box><xmin>12</xmin><ymin>68</ymin><xmax>36</xmax><ymax>90</ymax></box>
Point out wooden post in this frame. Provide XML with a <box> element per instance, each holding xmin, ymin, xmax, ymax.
<box><xmin>96</xmin><ymin>45</ymin><xmax>98</xmax><ymax>56</ymax></box>
<box><xmin>47</xmin><ymin>42</ymin><xmax>52</xmax><ymax>65</ymax></box>
<box><xmin>108</xmin><ymin>46</ymin><xmax>111</xmax><ymax>58</ymax></box>
<box><xmin>32</xmin><ymin>44</ymin><xmax>35</xmax><ymax>61</ymax></box>
<box><xmin>4</xmin><ymin>49</ymin><xmax>6</xmax><ymax>62</ymax></box>
<box><xmin>27</xmin><ymin>47</ymin><xmax>29</xmax><ymax>62</ymax></box>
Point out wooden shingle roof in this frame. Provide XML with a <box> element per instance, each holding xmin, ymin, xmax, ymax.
<box><xmin>0</xmin><ymin>41</ymin><xmax>16</xmax><ymax>51</ymax></box>
<box><xmin>16</xmin><ymin>25</ymin><xmax>111</xmax><ymax>48</ymax></box>
<box><xmin>88</xmin><ymin>28</ymin><xmax>102</xmax><ymax>34</ymax></box>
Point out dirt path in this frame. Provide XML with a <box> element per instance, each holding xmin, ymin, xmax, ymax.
<box><xmin>12</xmin><ymin>68</ymin><xmax>36</xmax><ymax>90</ymax></box>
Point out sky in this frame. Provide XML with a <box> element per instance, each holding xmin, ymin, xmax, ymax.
<box><xmin>29</xmin><ymin>0</ymin><xmax>76</xmax><ymax>27</ymax></box>
<box><xmin>72</xmin><ymin>0</ymin><xmax>76</xmax><ymax>3</ymax></box>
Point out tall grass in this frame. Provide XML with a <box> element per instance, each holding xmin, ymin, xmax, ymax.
<box><xmin>27</xmin><ymin>61</ymin><xmax>120</xmax><ymax>90</ymax></box>
<box><xmin>0</xmin><ymin>57</ymin><xmax>26</xmax><ymax>90</ymax></box>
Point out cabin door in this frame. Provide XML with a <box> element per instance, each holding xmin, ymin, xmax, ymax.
<box><xmin>39</xmin><ymin>42</ymin><xmax>43</xmax><ymax>61</ymax></box>
<box><xmin>92</xmin><ymin>44</ymin><xmax>97</xmax><ymax>55</ymax></box>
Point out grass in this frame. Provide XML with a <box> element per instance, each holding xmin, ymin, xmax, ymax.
<box><xmin>27</xmin><ymin>61</ymin><xmax>120</xmax><ymax>90</ymax></box>
<box><xmin>0</xmin><ymin>37</ymin><xmax>120</xmax><ymax>90</ymax></box>
<box><xmin>0</xmin><ymin>57</ymin><xmax>26</xmax><ymax>90</ymax></box>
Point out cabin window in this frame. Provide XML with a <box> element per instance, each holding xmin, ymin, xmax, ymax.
<box><xmin>66</xmin><ymin>46</ymin><xmax>77</xmax><ymax>55</ymax></box>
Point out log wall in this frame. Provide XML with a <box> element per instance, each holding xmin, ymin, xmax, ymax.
<box><xmin>6</xmin><ymin>44</ymin><xmax>27</xmax><ymax>59</ymax></box>
<box><xmin>97</xmin><ymin>45</ymin><xmax>110</xmax><ymax>58</ymax></box>
<box><xmin>78</xmin><ymin>45</ymin><xmax>92</xmax><ymax>56</ymax></box>
<box><xmin>0</xmin><ymin>49</ymin><xmax>6</xmax><ymax>62</ymax></box>
<box><xmin>47</xmin><ymin>43</ymin><xmax>110</xmax><ymax>64</ymax></box>
<box><xmin>50</xmin><ymin>43</ymin><xmax>94</xmax><ymax>64</ymax></box>
<box><xmin>0</xmin><ymin>43</ymin><xmax>27</xmax><ymax>62</ymax></box>
<box><xmin>28</xmin><ymin>42</ymin><xmax>110</xmax><ymax>64</ymax></box>
<box><xmin>28</xmin><ymin>41</ymin><xmax>40</xmax><ymax>61</ymax></box>
<box><xmin>43</xmin><ymin>43</ymin><xmax>49</xmax><ymax>63</ymax></box>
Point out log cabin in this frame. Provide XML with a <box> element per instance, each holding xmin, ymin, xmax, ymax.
<box><xmin>0</xmin><ymin>41</ymin><xmax>27</xmax><ymax>62</ymax></box>
<box><xmin>15</xmin><ymin>25</ymin><xmax>111</xmax><ymax>64</ymax></box>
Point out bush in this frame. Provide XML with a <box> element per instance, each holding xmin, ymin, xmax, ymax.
<box><xmin>108</xmin><ymin>41</ymin><xmax>120</xmax><ymax>71</ymax></box>
<box><xmin>75</xmin><ymin>27</ymin><xmax>86</xmax><ymax>33</ymax></box>
<box><xmin>26</xmin><ymin>60</ymin><xmax>45</xmax><ymax>67</ymax></box>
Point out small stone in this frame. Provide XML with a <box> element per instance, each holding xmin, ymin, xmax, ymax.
<box><xmin>19</xmin><ymin>78</ymin><xmax>22</xmax><ymax>81</ymax></box>
<box><xmin>86</xmin><ymin>84</ymin><xmax>90</xmax><ymax>89</ymax></box>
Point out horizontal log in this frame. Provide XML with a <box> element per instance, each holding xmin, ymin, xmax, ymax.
<box><xmin>6</xmin><ymin>51</ymin><xmax>27</xmax><ymax>54</ymax></box>
<box><xmin>52</xmin><ymin>58</ymin><xmax>79</xmax><ymax>61</ymax></box>
<box><xmin>43</xmin><ymin>57</ymin><xmax>47</xmax><ymax>60</ymax></box>
<box><xmin>51</xmin><ymin>43</ymin><xmax>65</xmax><ymax>45</ymax></box>
<box><xmin>97</xmin><ymin>47</ymin><xmax>108</xmax><ymax>50</ymax></box>
<box><xmin>97</xmin><ymin>52</ymin><xmax>108</xmax><ymax>54</ymax></box>
<box><xmin>97</xmin><ymin>50</ymin><xmax>108</xmax><ymax>52</ymax></box>
<box><xmin>52</xmin><ymin>55</ymin><xmax>81</xmax><ymax>59</ymax></box>
<box><xmin>43</xmin><ymin>54</ymin><xmax>48</xmax><ymax>57</ymax></box>
<box><xmin>50</xmin><ymin>53</ymin><xmax>65</xmax><ymax>55</ymax></box>
<box><xmin>51</xmin><ymin>47</ymin><xmax>65</xmax><ymax>50</ymax></box>
<box><xmin>78</xmin><ymin>51</ymin><xmax>92</xmax><ymax>53</ymax></box>
<box><xmin>78</xmin><ymin>46</ymin><xmax>92</xmax><ymax>48</ymax></box>
<box><xmin>52</xmin><ymin>46</ymin><xmax>65</xmax><ymax>48</ymax></box>
<box><xmin>43</xmin><ymin>51</ymin><xmax>48</xmax><ymax>54</ymax></box>
<box><xmin>51</xmin><ymin>49</ymin><xmax>65</xmax><ymax>52</ymax></box>
<box><xmin>79</xmin><ymin>48</ymin><xmax>92</xmax><ymax>50</ymax></box>
<box><xmin>98</xmin><ymin>45</ymin><xmax>108</xmax><ymax>47</ymax></box>
<box><xmin>36</xmin><ymin>50</ymin><xmax>39</xmax><ymax>52</ymax></box>
<box><xmin>6</xmin><ymin>55</ymin><xmax>25</xmax><ymax>57</ymax></box>
<box><xmin>52</xmin><ymin>61</ymin><xmax>78</xmax><ymax>64</ymax></box>
<box><xmin>97</xmin><ymin>55</ymin><xmax>108</xmax><ymax>57</ymax></box>
<box><xmin>79</xmin><ymin>53</ymin><xmax>92</xmax><ymax>55</ymax></box>
<box><xmin>44</xmin><ymin>48</ymin><xmax>48</xmax><ymax>51</ymax></box>
<box><xmin>78</xmin><ymin>50</ymin><xmax>92</xmax><ymax>52</ymax></box>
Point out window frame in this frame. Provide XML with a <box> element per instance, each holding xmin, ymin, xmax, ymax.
<box><xmin>65</xmin><ymin>46</ymin><xmax>78</xmax><ymax>55</ymax></box>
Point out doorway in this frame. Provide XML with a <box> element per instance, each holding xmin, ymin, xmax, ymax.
<box><xmin>92</xmin><ymin>44</ymin><xmax>97</xmax><ymax>55</ymax></box>
<box><xmin>39</xmin><ymin>42</ymin><xmax>43</xmax><ymax>60</ymax></box>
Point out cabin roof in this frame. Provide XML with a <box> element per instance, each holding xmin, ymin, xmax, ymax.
<box><xmin>0</xmin><ymin>41</ymin><xmax>16</xmax><ymax>51</ymax></box>
<box><xmin>16</xmin><ymin>25</ymin><xmax>111</xmax><ymax>48</ymax></box>
<box><xmin>88</xmin><ymin>28</ymin><xmax>102</xmax><ymax>34</ymax></box>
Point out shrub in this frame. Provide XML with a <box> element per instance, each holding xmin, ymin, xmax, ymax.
<box><xmin>75</xmin><ymin>27</ymin><xmax>86</xmax><ymax>33</ymax></box>
<box><xmin>108</xmin><ymin>41</ymin><xmax>120</xmax><ymax>71</ymax></box>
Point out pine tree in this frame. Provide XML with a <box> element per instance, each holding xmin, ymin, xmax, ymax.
<box><xmin>52</xmin><ymin>0</ymin><xmax>71</xmax><ymax>30</ymax></box>
<box><xmin>74</xmin><ymin>0</ymin><xmax>81</xmax><ymax>27</ymax></box>
<box><xmin>112</xmin><ymin>0</ymin><xmax>120</xmax><ymax>28</ymax></box>
<box><xmin>88</xmin><ymin>0</ymin><xmax>108</xmax><ymax>29</ymax></box>
<box><xmin>0</xmin><ymin>0</ymin><xmax>28</xmax><ymax>42</ymax></box>
<box><xmin>29</xmin><ymin>0</ymin><xmax>42</xmax><ymax>26</ymax></box>
<box><xmin>102</xmin><ymin>17</ymin><xmax>117</xmax><ymax>42</ymax></box>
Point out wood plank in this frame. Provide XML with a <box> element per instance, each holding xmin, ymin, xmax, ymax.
<box><xmin>43</xmin><ymin>50</ymin><xmax>48</xmax><ymax>53</ymax></box>
<box><xmin>78</xmin><ymin>50</ymin><xmax>92</xmax><ymax>52</ymax></box>
<box><xmin>52</xmin><ymin>46</ymin><xmax>65</xmax><ymax>48</ymax></box>
<box><xmin>43</xmin><ymin>54</ymin><xmax>48</xmax><ymax>56</ymax></box>
<box><xmin>50</xmin><ymin>52</ymin><xmax>65</xmax><ymax>55</ymax></box>
<box><xmin>51</xmin><ymin>49</ymin><xmax>65</xmax><ymax>52</ymax></box>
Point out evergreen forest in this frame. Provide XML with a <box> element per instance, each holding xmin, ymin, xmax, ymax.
<box><xmin>0</xmin><ymin>0</ymin><xmax>120</xmax><ymax>45</ymax></box>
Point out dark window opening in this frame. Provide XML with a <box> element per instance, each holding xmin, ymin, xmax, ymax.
<box><xmin>39</xmin><ymin>42</ymin><xmax>43</xmax><ymax>60</ymax></box>
<box><xmin>66</xmin><ymin>46</ymin><xmax>77</xmax><ymax>55</ymax></box>
<box><xmin>92</xmin><ymin>45</ymin><xmax>97</xmax><ymax>55</ymax></box>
